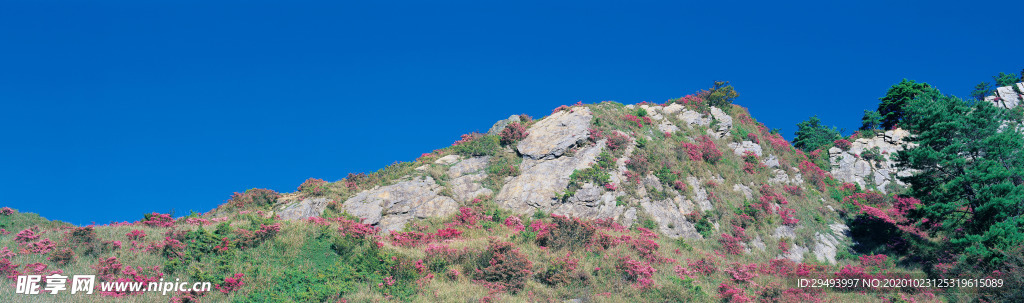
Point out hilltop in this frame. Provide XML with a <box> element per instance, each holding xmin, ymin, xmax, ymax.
<box><xmin>2</xmin><ymin>80</ymin><xmax>1022</xmax><ymax>302</ymax></box>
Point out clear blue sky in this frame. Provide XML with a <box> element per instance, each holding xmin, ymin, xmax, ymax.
<box><xmin>2</xmin><ymin>1</ymin><xmax>1021</xmax><ymax>225</ymax></box>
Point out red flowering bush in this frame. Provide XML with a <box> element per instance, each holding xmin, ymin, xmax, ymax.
<box><xmin>48</xmin><ymin>247</ymin><xmax>75</xmax><ymax>265</ymax></box>
<box><xmin>0</xmin><ymin>207</ymin><xmax>14</xmax><ymax>215</ymax></box>
<box><xmin>297</xmin><ymin>178</ymin><xmax>328</xmax><ymax>196</ymax></box>
<box><xmin>228</xmin><ymin>188</ymin><xmax>280</xmax><ymax>208</ymax></box>
<box><xmin>389</xmin><ymin>228</ymin><xmax>463</xmax><ymax>247</ymax></box>
<box><xmin>617</xmin><ymin>256</ymin><xmax>656</xmax><ymax>289</ymax></box>
<box><xmin>719</xmin><ymin>225</ymin><xmax>747</xmax><ymax>255</ymax></box>
<box><xmin>474</xmin><ymin>240</ymin><xmax>533</xmax><ymax>293</ymax></box>
<box><xmin>698</xmin><ymin>136</ymin><xmax>723</xmax><ymax>163</ymax></box>
<box><xmin>448</xmin><ymin>207</ymin><xmax>481</xmax><ymax>228</ymax></box>
<box><xmin>14</xmin><ymin>228</ymin><xmax>39</xmax><ymax>244</ymax></box>
<box><xmin>779</xmin><ymin>208</ymin><xmax>799</xmax><ymax>225</ymax></box>
<box><xmin>27</xmin><ymin>238</ymin><xmax>56</xmax><ymax>254</ymax></box>
<box><xmin>499</xmin><ymin>122</ymin><xmax>529</xmax><ymax>145</ymax></box>
<box><xmin>746</xmin><ymin>132</ymin><xmax>759</xmax><ymax>143</ymax></box>
<box><xmin>93</xmin><ymin>257</ymin><xmax>124</xmax><ymax>281</ymax></box>
<box><xmin>782</xmin><ymin>185</ymin><xmax>803</xmax><ymax>196</ymax></box>
<box><xmin>859</xmin><ymin>254</ymin><xmax>891</xmax><ymax>269</ymax></box>
<box><xmin>623</xmin><ymin>114</ymin><xmax>653</xmax><ymax>128</ymax></box>
<box><xmin>0</xmin><ymin>258</ymin><xmax>19</xmax><ymax>279</ymax></box>
<box><xmin>537</xmin><ymin>252</ymin><xmax>586</xmax><ymax>286</ymax></box>
<box><xmin>686</xmin><ymin>255</ymin><xmax>719</xmax><ymax>276</ymax></box>
<box><xmin>834</xmin><ymin>139</ymin><xmax>852</xmax><ymax>150</ymax></box>
<box><xmin>216</xmin><ymin>273</ymin><xmax>245</xmax><ymax>293</ymax></box>
<box><xmin>535</xmin><ymin>215</ymin><xmax>596</xmax><ymax>251</ymax></box>
<box><xmin>725</xmin><ymin>262</ymin><xmax>760</xmax><ymax>282</ymax></box>
<box><xmin>764</xmin><ymin>133</ymin><xmax>790</xmax><ymax>151</ymax></box>
<box><xmin>141</xmin><ymin>213</ymin><xmax>175</xmax><ymax>228</ymax></box>
<box><xmin>605</xmin><ymin>131</ymin><xmax>631</xmax><ymax>151</ymax></box>
<box><xmin>719</xmin><ymin>282</ymin><xmax>753</xmax><ymax>302</ymax></box>
<box><xmin>0</xmin><ymin>247</ymin><xmax>15</xmax><ymax>259</ymax></box>
<box><xmin>798</xmin><ymin>161</ymin><xmax>830</xmax><ymax>190</ymax></box>
<box><xmin>503</xmin><ymin>216</ymin><xmax>525</xmax><ymax>232</ymax></box>
<box><xmin>552</xmin><ymin>105</ymin><xmax>570</xmax><ymax>114</ymax></box>
<box><xmin>451</xmin><ymin>132</ymin><xmax>483</xmax><ymax>146</ymax></box>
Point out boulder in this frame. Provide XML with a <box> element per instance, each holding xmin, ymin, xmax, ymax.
<box><xmin>707</xmin><ymin>107</ymin><xmax>733</xmax><ymax>139</ymax></box>
<box><xmin>728</xmin><ymin>140</ymin><xmax>762</xmax><ymax>157</ymax></box>
<box><xmin>496</xmin><ymin>140</ymin><xmax>605</xmax><ymax>213</ymax></box>
<box><xmin>516</xmin><ymin>107</ymin><xmax>592</xmax><ymax>160</ymax></box>
<box><xmin>278</xmin><ymin>197</ymin><xmax>331</xmax><ymax>220</ymax></box>
<box><xmin>640</xmin><ymin>198</ymin><xmax>702</xmax><ymax>239</ymax></box>
<box><xmin>487</xmin><ymin>115</ymin><xmax>522</xmax><ymax>135</ymax></box>
<box><xmin>341</xmin><ymin>176</ymin><xmax>458</xmax><ymax>233</ymax></box>
<box><xmin>448</xmin><ymin>156</ymin><xmax>493</xmax><ymax>203</ymax></box>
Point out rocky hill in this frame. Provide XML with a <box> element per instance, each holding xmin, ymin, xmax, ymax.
<box><xmin>2</xmin><ymin>82</ymin><xmax>1020</xmax><ymax>302</ymax></box>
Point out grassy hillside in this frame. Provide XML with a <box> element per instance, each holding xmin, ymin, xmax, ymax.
<box><xmin>2</xmin><ymin>83</ymin><xmax>1015</xmax><ymax>302</ymax></box>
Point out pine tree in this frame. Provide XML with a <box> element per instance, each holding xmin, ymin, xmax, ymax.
<box><xmin>897</xmin><ymin>93</ymin><xmax>1024</xmax><ymax>265</ymax></box>
<box><xmin>877</xmin><ymin>79</ymin><xmax>940</xmax><ymax>130</ymax></box>
<box><xmin>793</xmin><ymin>116</ymin><xmax>840</xmax><ymax>152</ymax></box>
<box><xmin>859</xmin><ymin>110</ymin><xmax>882</xmax><ymax>131</ymax></box>
<box><xmin>971</xmin><ymin>82</ymin><xmax>993</xmax><ymax>101</ymax></box>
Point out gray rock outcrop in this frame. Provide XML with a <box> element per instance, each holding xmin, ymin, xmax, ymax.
<box><xmin>341</xmin><ymin>176</ymin><xmax>458</xmax><ymax>233</ymax></box>
<box><xmin>516</xmin><ymin>107</ymin><xmax>592</xmax><ymax>160</ymax></box>
<box><xmin>487</xmin><ymin>115</ymin><xmax>522</xmax><ymax>135</ymax></box>
<box><xmin>278</xmin><ymin>197</ymin><xmax>331</xmax><ymax>220</ymax></box>
<box><xmin>829</xmin><ymin>128</ymin><xmax>913</xmax><ymax>192</ymax></box>
<box><xmin>448</xmin><ymin>156</ymin><xmax>493</xmax><ymax>203</ymax></box>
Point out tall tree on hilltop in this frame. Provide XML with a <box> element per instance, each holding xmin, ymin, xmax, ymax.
<box><xmin>971</xmin><ymin>82</ymin><xmax>994</xmax><ymax>101</ymax></box>
<box><xmin>877</xmin><ymin>79</ymin><xmax>940</xmax><ymax>130</ymax></box>
<box><xmin>994</xmin><ymin>72</ymin><xmax>1022</xmax><ymax>87</ymax></box>
<box><xmin>897</xmin><ymin>92</ymin><xmax>1024</xmax><ymax>265</ymax></box>
<box><xmin>859</xmin><ymin>110</ymin><xmax>882</xmax><ymax>131</ymax></box>
<box><xmin>793</xmin><ymin>115</ymin><xmax>840</xmax><ymax>152</ymax></box>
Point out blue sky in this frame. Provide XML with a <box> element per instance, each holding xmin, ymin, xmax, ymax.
<box><xmin>1</xmin><ymin>1</ymin><xmax>1021</xmax><ymax>225</ymax></box>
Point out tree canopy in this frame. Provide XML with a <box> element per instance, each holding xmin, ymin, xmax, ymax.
<box><xmin>793</xmin><ymin>115</ymin><xmax>840</xmax><ymax>152</ymax></box>
<box><xmin>877</xmin><ymin>79</ymin><xmax>940</xmax><ymax>130</ymax></box>
<box><xmin>897</xmin><ymin>93</ymin><xmax>1024</xmax><ymax>265</ymax></box>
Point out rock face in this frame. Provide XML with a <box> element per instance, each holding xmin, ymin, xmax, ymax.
<box><xmin>640</xmin><ymin>197</ymin><xmax>702</xmax><ymax>239</ymax></box>
<box><xmin>728</xmin><ymin>140</ymin><xmax>762</xmax><ymax>157</ymax></box>
<box><xmin>516</xmin><ymin>108</ymin><xmax>592</xmax><ymax>160</ymax></box>
<box><xmin>278</xmin><ymin>197</ymin><xmax>331</xmax><ymax>220</ymax></box>
<box><xmin>707</xmin><ymin>107</ymin><xmax>733</xmax><ymax>139</ymax></box>
<box><xmin>447</xmin><ymin>156</ymin><xmax>493</xmax><ymax>203</ymax></box>
<box><xmin>487</xmin><ymin>115</ymin><xmax>522</xmax><ymax>135</ymax></box>
<box><xmin>497</xmin><ymin>140</ymin><xmax>607</xmax><ymax>213</ymax></box>
<box><xmin>341</xmin><ymin>176</ymin><xmax>458</xmax><ymax>233</ymax></box>
<box><xmin>988</xmin><ymin>83</ymin><xmax>1022</xmax><ymax>109</ymax></box>
<box><xmin>829</xmin><ymin>128</ymin><xmax>913</xmax><ymax>192</ymax></box>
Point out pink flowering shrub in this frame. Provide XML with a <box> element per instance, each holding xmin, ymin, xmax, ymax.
<box><xmin>93</xmin><ymin>257</ymin><xmax>124</xmax><ymax>281</ymax></box>
<box><xmin>0</xmin><ymin>247</ymin><xmax>15</xmax><ymax>259</ymax></box>
<box><xmin>834</xmin><ymin>139</ymin><xmax>852</xmax><ymax>150</ymax></box>
<box><xmin>537</xmin><ymin>252</ymin><xmax>586</xmax><ymax>286</ymax></box>
<box><xmin>215</xmin><ymin>273</ymin><xmax>245</xmax><ymax>293</ymax></box>
<box><xmin>725</xmin><ymin>263</ymin><xmax>760</xmax><ymax>282</ymax></box>
<box><xmin>27</xmin><ymin>238</ymin><xmax>56</xmax><ymax>254</ymax></box>
<box><xmin>424</xmin><ymin>244</ymin><xmax>469</xmax><ymax>272</ymax></box>
<box><xmin>604</xmin><ymin>182</ymin><xmax>618</xmax><ymax>191</ymax></box>
<box><xmin>503</xmin><ymin>216</ymin><xmax>525</xmax><ymax>232</ymax></box>
<box><xmin>719</xmin><ymin>282</ymin><xmax>753</xmax><ymax>302</ymax></box>
<box><xmin>604</xmin><ymin>130</ymin><xmax>632</xmax><ymax>151</ymax></box>
<box><xmin>389</xmin><ymin>228</ymin><xmax>463</xmax><ymax>247</ymax></box>
<box><xmin>499</xmin><ymin>122</ymin><xmax>529</xmax><ymax>145</ymax></box>
<box><xmin>746</xmin><ymin>132</ymin><xmax>759</xmax><ymax>143</ymax></box>
<box><xmin>672</xmin><ymin>180</ymin><xmax>687</xmax><ymax>191</ymax></box>
<box><xmin>783</xmin><ymin>185</ymin><xmax>803</xmax><ymax>196</ymax></box>
<box><xmin>48</xmin><ymin>247</ymin><xmax>75</xmax><ymax>265</ymax></box>
<box><xmin>623</xmin><ymin>114</ymin><xmax>653</xmax><ymax>128</ymax></box>
<box><xmin>14</xmin><ymin>228</ymin><xmax>39</xmax><ymax>244</ymax></box>
<box><xmin>764</xmin><ymin>133</ymin><xmax>791</xmax><ymax>151</ymax></box>
<box><xmin>617</xmin><ymin>256</ymin><xmax>656</xmax><ymax>289</ymax></box>
<box><xmin>0</xmin><ymin>207</ymin><xmax>14</xmax><ymax>215</ymax></box>
<box><xmin>474</xmin><ymin>240</ymin><xmax>533</xmax><ymax>293</ymax></box>
<box><xmin>451</xmin><ymin>132</ymin><xmax>483</xmax><ymax>146</ymax></box>
<box><xmin>859</xmin><ymin>254</ymin><xmax>891</xmax><ymax>269</ymax></box>
<box><xmin>141</xmin><ymin>213</ymin><xmax>175</xmax><ymax>228</ymax></box>
<box><xmin>535</xmin><ymin>215</ymin><xmax>596</xmax><ymax>251</ymax></box>
<box><xmin>228</xmin><ymin>188</ymin><xmax>280</xmax><ymax>208</ymax></box>
<box><xmin>552</xmin><ymin>105</ymin><xmax>570</xmax><ymax>114</ymax></box>
<box><xmin>798</xmin><ymin>161</ymin><xmax>830</xmax><ymax>190</ymax></box>
<box><xmin>297</xmin><ymin>178</ymin><xmax>328</xmax><ymax>196</ymax></box>
<box><xmin>719</xmin><ymin>225</ymin><xmax>747</xmax><ymax>255</ymax></box>
<box><xmin>0</xmin><ymin>258</ymin><xmax>19</xmax><ymax>279</ymax></box>
<box><xmin>779</xmin><ymin>208</ymin><xmax>799</xmax><ymax>225</ymax></box>
<box><xmin>126</xmin><ymin>229</ymin><xmax>147</xmax><ymax>240</ymax></box>
<box><xmin>449</xmin><ymin>207</ymin><xmax>481</xmax><ymax>228</ymax></box>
